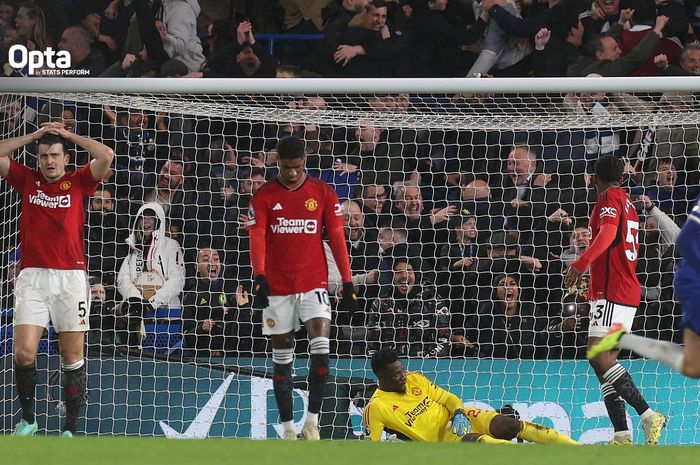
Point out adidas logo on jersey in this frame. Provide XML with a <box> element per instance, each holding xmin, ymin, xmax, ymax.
<box><xmin>273</xmin><ymin>203</ymin><xmax>283</xmax><ymax>211</ymax></box>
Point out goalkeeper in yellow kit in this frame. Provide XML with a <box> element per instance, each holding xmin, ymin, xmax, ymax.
<box><xmin>363</xmin><ymin>348</ymin><xmax>578</xmax><ymax>444</ymax></box>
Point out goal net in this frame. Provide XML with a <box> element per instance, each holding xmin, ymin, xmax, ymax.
<box><xmin>1</xmin><ymin>77</ymin><xmax>699</xmax><ymax>443</ymax></box>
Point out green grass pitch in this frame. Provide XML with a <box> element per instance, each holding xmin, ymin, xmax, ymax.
<box><xmin>1</xmin><ymin>437</ymin><xmax>697</xmax><ymax>465</ymax></box>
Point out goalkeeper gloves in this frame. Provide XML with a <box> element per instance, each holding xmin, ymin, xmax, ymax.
<box><xmin>252</xmin><ymin>275</ymin><xmax>271</xmax><ymax>309</ymax></box>
<box><xmin>451</xmin><ymin>409</ymin><xmax>470</xmax><ymax>437</ymax></box>
<box><xmin>338</xmin><ymin>281</ymin><xmax>357</xmax><ymax>313</ymax></box>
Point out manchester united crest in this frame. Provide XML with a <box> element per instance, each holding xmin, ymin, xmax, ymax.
<box><xmin>411</xmin><ymin>387</ymin><xmax>422</xmax><ymax>396</ymax></box>
<box><xmin>304</xmin><ymin>198</ymin><xmax>318</xmax><ymax>212</ymax></box>
<box><xmin>59</xmin><ymin>181</ymin><xmax>71</xmax><ymax>191</ymax></box>
<box><xmin>266</xmin><ymin>318</ymin><xmax>276</xmax><ymax>328</ymax></box>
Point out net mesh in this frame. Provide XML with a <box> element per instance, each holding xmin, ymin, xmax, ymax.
<box><xmin>0</xmin><ymin>87</ymin><xmax>699</xmax><ymax>443</ymax></box>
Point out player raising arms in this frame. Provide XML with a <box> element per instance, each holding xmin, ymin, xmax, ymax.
<box><xmin>248</xmin><ymin>135</ymin><xmax>356</xmax><ymax>440</ymax></box>
<box><xmin>564</xmin><ymin>156</ymin><xmax>667</xmax><ymax>445</ymax></box>
<box><xmin>0</xmin><ymin>122</ymin><xmax>114</xmax><ymax>436</ymax></box>
<box><xmin>589</xmin><ymin>192</ymin><xmax>700</xmax><ymax>379</ymax></box>
<box><xmin>364</xmin><ymin>347</ymin><xmax>578</xmax><ymax>444</ymax></box>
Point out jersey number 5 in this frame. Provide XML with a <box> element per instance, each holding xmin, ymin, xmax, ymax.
<box><xmin>624</xmin><ymin>220</ymin><xmax>639</xmax><ymax>261</ymax></box>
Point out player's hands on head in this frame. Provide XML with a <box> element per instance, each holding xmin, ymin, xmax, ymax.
<box><xmin>252</xmin><ymin>274</ymin><xmax>271</xmax><ymax>309</ymax></box>
<box><xmin>338</xmin><ymin>281</ymin><xmax>357</xmax><ymax>313</ymax></box>
<box><xmin>451</xmin><ymin>409</ymin><xmax>470</xmax><ymax>436</ymax></box>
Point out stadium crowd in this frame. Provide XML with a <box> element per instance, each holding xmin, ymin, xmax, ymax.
<box><xmin>0</xmin><ymin>0</ymin><xmax>698</xmax><ymax>360</ymax></box>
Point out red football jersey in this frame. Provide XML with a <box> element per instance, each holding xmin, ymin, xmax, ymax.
<box><xmin>589</xmin><ymin>187</ymin><xmax>641</xmax><ymax>306</ymax></box>
<box><xmin>248</xmin><ymin>176</ymin><xmax>343</xmax><ymax>295</ymax></box>
<box><xmin>4</xmin><ymin>159</ymin><xmax>99</xmax><ymax>270</ymax></box>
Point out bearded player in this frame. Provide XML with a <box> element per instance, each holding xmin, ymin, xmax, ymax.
<box><xmin>248</xmin><ymin>135</ymin><xmax>356</xmax><ymax>440</ymax></box>
<box><xmin>0</xmin><ymin>122</ymin><xmax>114</xmax><ymax>436</ymax></box>
<box><xmin>564</xmin><ymin>156</ymin><xmax>667</xmax><ymax>445</ymax></box>
<box><xmin>364</xmin><ymin>347</ymin><xmax>577</xmax><ymax>445</ymax></box>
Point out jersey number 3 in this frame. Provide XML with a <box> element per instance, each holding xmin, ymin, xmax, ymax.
<box><xmin>624</xmin><ymin>220</ymin><xmax>639</xmax><ymax>261</ymax></box>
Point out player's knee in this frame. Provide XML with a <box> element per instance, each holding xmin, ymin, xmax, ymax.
<box><xmin>14</xmin><ymin>348</ymin><xmax>37</xmax><ymax>367</ymax></box>
<box><xmin>309</xmin><ymin>337</ymin><xmax>330</xmax><ymax>355</ymax></box>
<box><xmin>489</xmin><ymin>415</ymin><xmax>520</xmax><ymax>440</ymax></box>
<box><xmin>460</xmin><ymin>433</ymin><xmax>482</xmax><ymax>443</ymax></box>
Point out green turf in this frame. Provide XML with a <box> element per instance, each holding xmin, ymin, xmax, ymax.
<box><xmin>1</xmin><ymin>437</ymin><xmax>697</xmax><ymax>465</ymax></box>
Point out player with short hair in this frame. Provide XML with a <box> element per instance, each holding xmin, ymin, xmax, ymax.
<box><xmin>564</xmin><ymin>155</ymin><xmax>667</xmax><ymax>445</ymax></box>
<box><xmin>589</xmin><ymin>192</ymin><xmax>700</xmax><ymax>379</ymax></box>
<box><xmin>0</xmin><ymin>122</ymin><xmax>114</xmax><ymax>436</ymax></box>
<box><xmin>248</xmin><ymin>135</ymin><xmax>356</xmax><ymax>440</ymax></box>
<box><xmin>364</xmin><ymin>347</ymin><xmax>577</xmax><ymax>444</ymax></box>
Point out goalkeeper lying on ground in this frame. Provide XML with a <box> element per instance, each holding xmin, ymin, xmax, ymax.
<box><xmin>363</xmin><ymin>348</ymin><xmax>578</xmax><ymax>445</ymax></box>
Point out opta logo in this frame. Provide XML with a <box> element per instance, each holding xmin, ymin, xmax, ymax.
<box><xmin>8</xmin><ymin>45</ymin><xmax>71</xmax><ymax>75</ymax></box>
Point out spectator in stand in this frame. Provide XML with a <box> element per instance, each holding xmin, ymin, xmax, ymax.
<box><xmin>102</xmin><ymin>107</ymin><xmax>157</xmax><ymax>181</ymax></box>
<box><xmin>312</xmin><ymin>0</ymin><xmax>408</xmax><ymax>77</ymax></box>
<box><xmin>407</xmin><ymin>0</ymin><xmax>491</xmax><ymax>77</ymax></box>
<box><xmin>57</xmin><ymin>25</ymin><xmax>107</xmax><ymax>77</ymax></box>
<box><xmin>467</xmin><ymin>0</ymin><xmax>533</xmax><ymax>77</ymax></box>
<box><xmin>81</xmin><ymin>11</ymin><xmax>119</xmax><ymax>65</ymax></box>
<box><xmin>437</xmin><ymin>209</ymin><xmax>479</xmax><ymax>280</ymax></box>
<box><xmin>358</xmin><ymin>182</ymin><xmax>388</xmax><ymax>231</ymax></box>
<box><xmin>657</xmin><ymin>42</ymin><xmax>700</xmax><ymax>75</ymax></box>
<box><xmin>559</xmin><ymin>220</ymin><xmax>590</xmax><ymax>267</ymax></box>
<box><xmin>223</xmin><ymin>166</ymin><xmax>266</xmax><ymax>282</ymax></box>
<box><xmin>458</xmin><ymin>174</ymin><xmax>505</xmax><ymax>233</ymax></box>
<box><xmin>391</xmin><ymin>182</ymin><xmax>456</xmax><ymax>264</ymax></box>
<box><xmin>182</xmin><ymin>245</ymin><xmax>261</xmax><ymax>356</ymax></box>
<box><xmin>620</xmin><ymin>0</ymin><xmax>682</xmax><ymax>76</ymax></box>
<box><xmin>85</xmin><ymin>185</ymin><xmax>129</xmax><ymax>286</ymax></box>
<box><xmin>532</xmin><ymin>10</ymin><xmax>584</xmax><ymax>77</ymax></box>
<box><xmin>0</xmin><ymin>1</ymin><xmax>16</xmax><ymax>27</ymax></box>
<box><xmin>323</xmin><ymin>0</ymin><xmax>371</xmax><ymax>37</ymax></box>
<box><xmin>466</xmin><ymin>273</ymin><xmax>548</xmax><ymax>359</ymax></box>
<box><xmin>86</xmin><ymin>276</ymin><xmax>120</xmax><ymax>355</ymax></box>
<box><xmin>202</xmin><ymin>18</ymin><xmax>235</xmax><ymax>59</ymax></box>
<box><xmin>157</xmin><ymin>0</ymin><xmax>205</xmax><ymax>71</ymax></box>
<box><xmin>579</xmin><ymin>0</ymin><xmax>626</xmax><ymax>45</ymax></box>
<box><xmin>117</xmin><ymin>203</ymin><xmax>186</xmax><ymax>348</ymax></box>
<box><xmin>141</xmin><ymin>150</ymin><xmax>198</xmax><ymax>247</ymax></box>
<box><xmin>363</xmin><ymin>258</ymin><xmax>472</xmax><ymax>357</ymax></box>
<box><xmin>568</xmin><ymin>14</ymin><xmax>669</xmax><ymax>77</ymax></box>
<box><xmin>546</xmin><ymin>291</ymin><xmax>590</xmax><ymax>359</ymax></box>
<box><xmin>14</xmin><ymin>4</ymin><xmax>48</xmax><ymax>51</ymax></box>
<box><xmin>195</xmin><ymin>20</ymin><xmax>276</xmax><ymax>78</ymax></box>
<box><xmin>632</xmin><ymin>157</ymin><xmax>698</xmax><ymax>222</ymax></box>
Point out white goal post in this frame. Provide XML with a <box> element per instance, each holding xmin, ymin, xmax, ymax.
<box><xmin>0</xmin><ymin>77</ymin><xmax>699</xmax><ymax>443</ymax></box>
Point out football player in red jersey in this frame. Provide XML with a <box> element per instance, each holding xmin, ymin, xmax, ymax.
<box><xmin>564</xmin><ymin>156</ymin><xmax>666</xmax><ymax>445</ymax></box>
<box><xmin>0</xmin><ymin>122</ymin><xmax>114</xmax><ymax>437</ymax></box>
<box><xmin>248</xmin><ymin>135</ymin><xmax>356</xmax><ymax>440</ymax></box>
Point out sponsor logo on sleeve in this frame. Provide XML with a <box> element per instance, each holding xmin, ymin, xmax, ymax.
<box><xmin>599</xmin><ymin>206</ymin><xmax>617</xmax><ymax>219</ymax></box>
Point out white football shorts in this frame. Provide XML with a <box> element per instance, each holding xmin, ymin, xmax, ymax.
<box><xmin>588</xmin><ymin>298</ymin><xmax>637</xmax><ymax>338</ymax></box>
<box><xmin>13</xmin><ymin>267</ymin><xmax>90</xmax><ymax>333</ymax></box>
<box><xmin>262</xmin><ymin>288</ymin><xmax>331</xmax><ymax>335</ymax></box>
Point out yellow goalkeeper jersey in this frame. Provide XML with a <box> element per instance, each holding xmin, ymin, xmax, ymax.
<box><xmin>363</xmin><ymin>372</ymin><xmax>465</xmax><ymax>442</ymax></box>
